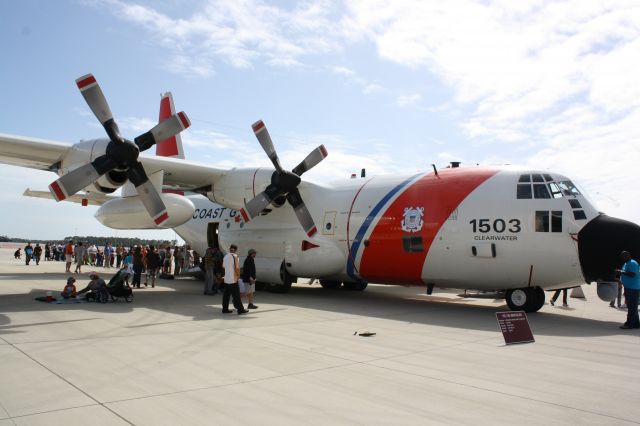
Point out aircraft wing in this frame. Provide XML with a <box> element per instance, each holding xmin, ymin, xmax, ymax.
<box><xmin>23</xmin><ymin>188</ymin><xmax>115</xmax><ymax>206</ymax></box>
<box><xmin>0</xmin><ymin>133</ymin><xmax>71</xmax><ymax>171</ymax></box>
<box><xmin>0</xmin><ymin>133</ymin><xmax>226</xmax><ymax>190</ymax></box>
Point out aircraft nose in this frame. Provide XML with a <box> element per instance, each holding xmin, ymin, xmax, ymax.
<box><xmin>578</xmin><ymin>214</ymin><xmax>640</xmax><ymax>283</ymax></box>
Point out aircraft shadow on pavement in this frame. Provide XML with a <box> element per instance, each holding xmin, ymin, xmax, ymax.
<box><xmin>0</xmin><ymin>272</ymin><xmax>626</xmax><ymax>338</ymax></box>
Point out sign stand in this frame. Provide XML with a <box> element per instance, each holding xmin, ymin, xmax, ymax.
<box><xmin>496</xmin><ymin>311</ymin><xmax>535</xmax><ymax>345</ymax></box>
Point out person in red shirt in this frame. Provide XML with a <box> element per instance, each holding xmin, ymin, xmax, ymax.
<box><xmin>64</xmin><ymin>241</ymin><xmax>74</xmax><ymax>273</ymax></box>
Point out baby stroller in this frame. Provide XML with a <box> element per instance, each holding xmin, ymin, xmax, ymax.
<box><xmin>107</xmin><ymin>269</ymin><xmax>133</xmax><ymax>302</ymax></box>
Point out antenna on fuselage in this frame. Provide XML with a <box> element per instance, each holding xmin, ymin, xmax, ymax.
<box><xmin>361</xmin><ymin>168</ymin><xmax>366</xmax><ymax>178</ymax></box>
<box><xmin>431</xmin><ymin>164</ymin><xmax>439</xmax><ymax>177</ymax></box>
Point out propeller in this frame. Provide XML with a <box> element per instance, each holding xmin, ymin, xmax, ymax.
<box><xmin>239</xmin><ymin>120</ymin><xmax>327</xmax><ymax>237</ymax></box>
<box><xmin>48</xmin><ymin>74</ymin><xmax>191</xmax><ymax>226</ymax></box>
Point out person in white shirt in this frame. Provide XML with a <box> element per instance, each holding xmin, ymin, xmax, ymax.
<box><xmin>221</xmin><ymin>244</ymin><xmax>248</xmax><ymax>315</ymax></box>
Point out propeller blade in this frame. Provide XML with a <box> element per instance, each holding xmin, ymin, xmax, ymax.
<box><xmin>48</xmin><ymin>156</ymin><xmax>116</xmax><ymax>201</ymax></box>
<box><xmin>76</xmin><ymin>74</ymin><xmax>114</xmax><ymax>125</ymax></box>
<box><xmin>252</xmin><ymin>120</ymin><xmax>284</xmax><ymax>173</ymax></box>
<box><xmin>292</xmin><ymin>145</ymin><xmax>328</xmax><ymax>176</ymax></box>
<box><xmin>127</xmin><ymin>162</ymin><xmax>169</xmax><ymax>225</ymax></box>
<box><xmin>240</xmin><ymin>184</ymin><xmax>285</xmax><ymax>222</ymax></box>
<box><xmin>134</xmin><ymin>111</ymin><xmax>191</xmax><ymax>152</ymax></box>
<box><xmin>287</xmin><ymin>188</ymin><xmax>317</xmax><ymax>237</ymax></box>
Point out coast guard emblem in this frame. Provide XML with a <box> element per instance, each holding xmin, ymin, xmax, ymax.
<box><xmin>401</xmin><ymin>207</ymin><xmax>424</xmax><ymax>233</ymax></box>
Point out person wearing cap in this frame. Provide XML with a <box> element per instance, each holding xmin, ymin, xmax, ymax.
<box><xmin>61</xmin><ymin>277</ymin><xmax>77</xmax><ymax>299</ymax></box>
<box><xmin>241</xmin><ymin>249</ymin><xmax>258</xmax><ymax>309</ymax></box>
<box><xmin>221</xmin><ymin>244</ymin><xmax>248</xmax><ymax>315</ymax></box>
<box><xmin>77</xmin><ymin>272</ymin><xmax>109</xmax><ymax>303</ymax></box>
<box><xmin>617</xmin><ymin>251</ymin><xmax>640</xmax><ymax>329</ymax></box>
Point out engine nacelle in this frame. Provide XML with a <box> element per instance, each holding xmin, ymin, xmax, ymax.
<box><xmin>211</xmin><ymin>168</ymin><xmax>274</xmax><ymax>210</ymax></box>
<box><xmin>61</xmin><ymin>138</ymin><xmax>128</xmax><ymax>194</ymax></box>
<box><xmin>95</xmin><ymin>193</ymin><xmax>195</xmax><ymax>229</ymax></box>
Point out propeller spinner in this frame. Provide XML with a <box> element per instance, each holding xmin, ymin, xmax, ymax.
<box><xmin>239</xmin><ymin>120</ymin><xmax>327</xmax><ymax>237</ymax></box>
<box><xmin>49</xmin><ymin>74</ymin><xmax>191</xmax><ymax>226</ymax></box>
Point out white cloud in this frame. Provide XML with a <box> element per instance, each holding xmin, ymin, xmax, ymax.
<box><xmin>98</xmin><ymin>0</ymin><xmax>345</xmax><ymax>77</ymax></box>
<box><xmin>395</xmin><ymin>93</ymin><xmax>421</xmax><ymax>107</ymax></box>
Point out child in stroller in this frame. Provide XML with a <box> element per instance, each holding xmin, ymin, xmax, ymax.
<box><xmin>108</xmin><ymin>268</ymin><xmax>133</xmax><ymax>302</ymax></box>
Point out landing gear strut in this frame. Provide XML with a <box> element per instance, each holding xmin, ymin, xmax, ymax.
<box><xmin>505</xmin><ymin>287</ymin><xmax>545</xmax><ymax>312</ymax></box>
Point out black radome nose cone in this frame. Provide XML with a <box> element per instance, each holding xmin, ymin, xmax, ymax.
<box><xmin>578</xmin><ymin>215</ymin><xmax>640</xmax><ymax>283</ymax></box>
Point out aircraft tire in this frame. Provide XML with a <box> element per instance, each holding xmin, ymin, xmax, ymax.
<box><xmin>343</xmin><ymin>281</ymin><xmax>368</xmax><ymax>291</ymax></box>
<box><xmin>267</xmin><ymin>263</ymin><xmax>294</xmax><ymax>293</ymax></box>
<box><xmin>505</xmin><ymin>287</ymin><xmax>544</xmax><ymax>312</ymax></box>
<box><xmin>319</xmin><ymin>280</ymin><xmax>342</xmax><ymax>289</ymax></box>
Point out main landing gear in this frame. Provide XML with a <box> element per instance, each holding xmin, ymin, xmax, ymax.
<box><xmin>505</xmin><ymin>287</ymin><xmax>545</xmax><ymax>312</ymax></box>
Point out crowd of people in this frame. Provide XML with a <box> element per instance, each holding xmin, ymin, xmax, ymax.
<box><xmin>23</xmin><ymin>240</ymin><xmax>262</xmax><ymax>314</ymax></box>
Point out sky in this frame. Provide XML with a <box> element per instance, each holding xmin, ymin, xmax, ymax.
<box><xmin>1</xmin><ymin>0</ymin><xmax>639</xmax><ymax>241</ymax></box>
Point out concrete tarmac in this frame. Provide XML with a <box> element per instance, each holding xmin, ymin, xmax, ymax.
<box><xmin>0</xmin><ymin>248</ymin><xmax>638</xmax><ymax>425</ymax></box>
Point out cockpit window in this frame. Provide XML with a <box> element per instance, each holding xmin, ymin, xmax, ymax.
<box><xmin>517</xmin><ymin>174</ymin><xmax>582</xmax><ymax>199</ymax></box>
<box><xmin>533</xmin><ymin>184</ymin><xmax>551</xmax><ymax>199</ymax></box>
<box><xmin>557</xmin><ymin>181</ymin><xmax>581</xmax><ymax>196</ymax></box>
<box><xmin>517</xmin><ymin>184</ymin><xmax>532</xmax><ymax>199</ymax></box>
<box><xmin>548</xmin><ymin>182</ymin><xmax>563</xmax><ymax>199</ymax></box>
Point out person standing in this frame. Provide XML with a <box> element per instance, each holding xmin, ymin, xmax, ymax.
<box><xmin>221</xmin><ymin>244</ymin><xmax>247</xmax><ymax>315</ymax></box>
<box><xmin>33</xmin><ymin>243</ymin><xmax>42</xmax><ymax>265</ymax></box>
<box><xmin>24</xmin><ymin>242</ymin><xmax>33</xmax><ymax>265</ymax></box>
<box><xmin>64</xmin><ymin>241</ymin><xmax>74</xmax><ymax>272</ymax></box>
<box><xmin>104</xmin><ymin>243</ymin><xmax>113</xmax><ymax>268</ymax></box>
<box><xmin>549</xmin><ymin>288</ymin><xmax>568</xmax><ymax>307</ymax></box>
<box><xmin>617</xmin><ymin>251</ymin><xmax>640</xmax><ymax>329</ymax></box>
<box><xmin>115</xmin><ymin>245</ymin><xmax>124</xmax><ymax>268</ymax></box>
<box><xmin>145</xmin><ymin>245</ymin><xmax>160</xmax><ymax>288</ymax></box>
<box><xmin>132</xmin><ymin>246</ymin><xmax>144</xmax><ymax>289</ymax></box>
<box><xmin>74</xmin><ymin>242</ymin><xmax>86</xmax><ymax>274</ymax></box>
<box><xmin>241</xmin><ymin>249</ymin><xmax>258</xmax><ymax>309</ymax></box>
<box><xmin>203</xmin><ymin>247</ymin><xmax>218</xmax><ymax>295</ymax></box>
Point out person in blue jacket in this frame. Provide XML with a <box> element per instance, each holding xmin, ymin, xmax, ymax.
<box><xmin>617</xmin><ymin>251</ymin><xmax>640</xmax><ymax>329</ymax></box>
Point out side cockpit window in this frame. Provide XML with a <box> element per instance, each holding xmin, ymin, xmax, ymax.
<box><xmin>517</xmin><ymin>174</ymin><xmax>581</xmax><ymax>200</ymax></box>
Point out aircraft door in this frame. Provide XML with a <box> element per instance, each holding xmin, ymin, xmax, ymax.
<box><xmin>207</xmin><ymin>223</ymin><xmax>220</xmax><ymax>249</ymax></box>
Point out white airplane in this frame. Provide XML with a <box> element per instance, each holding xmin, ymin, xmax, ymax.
<box><xmin>2</xmin><ymin>74</ymin><xmax>640</xmax><ymax>312</ymax></box>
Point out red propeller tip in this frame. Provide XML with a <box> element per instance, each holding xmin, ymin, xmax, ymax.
<box><xmin>252</xmin><ymin>120</ymin><xmax>265</xmax><ymax>133</ymax></box>
<box><xmin>76</xmin><ymin>74</ymin><xmax>97</xmax><ymax>90</ymax></box>
<box><xmin>49</xmin><ymin>181</ymin><xmax>66</xmax><ymax>201</ymax></box>
<box><xmin>178</xmin><ymin>111</ymin><xmax>190</xmax><ymax>129</ymax></box>
<box><xmin>306</xmin><ymin>227</ymin><xmax>317</xmax><ymax>237</ymax></box>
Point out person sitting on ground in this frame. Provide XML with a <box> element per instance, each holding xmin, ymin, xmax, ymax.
<box><xmin>61</xmin><ymin>277</ymin><xmax>77</xmax><ymax>299</ymax></box>
<box><xmin>76</xmin><ymin>272</ymin><xmax>109</xmax><ymax>302</ymax></box>
<box><xmin>14</xmin><ymin>248</ymin><xmax>21</xmax><ymax>259</ymax></box>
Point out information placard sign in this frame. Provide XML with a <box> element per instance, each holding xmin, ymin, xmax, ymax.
<box><xmin>496</xmin><ymin>311</ymin><xmax>535</xmax><ymax>345</ymax></box>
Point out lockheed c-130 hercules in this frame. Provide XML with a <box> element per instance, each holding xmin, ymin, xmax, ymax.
<box><xmin>1</xmin><ymin>73</ymin><xmax>639</xmax><ymax>312</ymax></box>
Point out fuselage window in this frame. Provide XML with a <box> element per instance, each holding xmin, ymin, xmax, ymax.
<box><xmin>536</xmin><ymin>210</ymin><xmax>563</xmax><ymax>232</ymax></box>
<box><xmin>573</xmin><ymin>210</ymin><xmax>587</xmax><ymax>220</ymax></box>
<box><xmin>551</xmin><ymin>211</ymin><xmax>563</xmax><ymax>232</ymax></box>
<box><xmin>535</xmin><ymin>211</ymin><xmax>549</xmax><ymax>232</ymax></box>
<box><xmin>402</xmin><ymin>235</ymin><xmax>424</xmax><ymax>252</ymax></box>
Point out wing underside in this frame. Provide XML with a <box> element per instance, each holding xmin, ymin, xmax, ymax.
<box><xmin>0</xmin><ymin>133</ymin><xmax>226</xmax><ymax>191</ymax></box>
